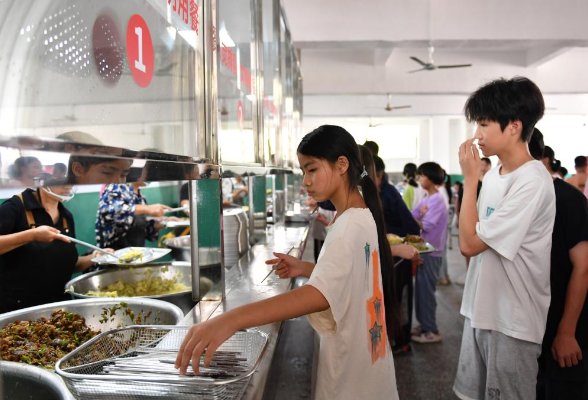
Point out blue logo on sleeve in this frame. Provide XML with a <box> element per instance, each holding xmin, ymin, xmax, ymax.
<box><xmin>486</xmin><ymin>207</ymin><xmax>495</xmax><ymax>217</ymax></box>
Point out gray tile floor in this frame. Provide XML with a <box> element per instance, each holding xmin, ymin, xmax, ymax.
<box><xmin>264</xmin><ymin>236</ymin><xmax>468</xmax><ymax>400</ymax></box>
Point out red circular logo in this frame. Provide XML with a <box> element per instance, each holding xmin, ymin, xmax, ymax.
<box><xmin>126</xmin><ymin>14</ymin><xmax>153</xmax><ymax>88</ymax></box>
<box><xmin>237</xmin><ymin>101</ymin><xmax>244</xmax><ymax>131</ymax></box>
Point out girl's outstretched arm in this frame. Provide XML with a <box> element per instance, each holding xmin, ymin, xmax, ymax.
<box><xmin>175</xmin><ymin>285</ymin><xmax>329</xmax><ymax>375</ymax></box>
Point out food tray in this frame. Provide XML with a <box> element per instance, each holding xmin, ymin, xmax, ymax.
<box><xmin>55</xmin><ymin>326</ymin><xmax>269</xmax><ymax>400</ymax></box>
<box><xmin>92</xmin><ymin>247</ymin><xmax>171</xmax><ymax>266</ymax></box>
<box><xmin>161</xmin><ymin>220</ymin><xmax>190</xmax><ymax>228</ymax></box>
<box><xmin>409</xmin><ymin>241</ymin><xmax>436</xmax><ymax>254</ymax></box>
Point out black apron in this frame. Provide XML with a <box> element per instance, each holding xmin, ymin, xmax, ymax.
<box><xmin>0</xmin><ymin>193</ymin><xmax>78</xmax><ymax>313</ymax></box>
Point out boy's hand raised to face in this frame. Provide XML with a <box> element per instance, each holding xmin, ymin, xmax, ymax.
<box><xmin>459</xmin><ymin>139</ymin><xmax>481</xmax><ymax>182</ymax></box>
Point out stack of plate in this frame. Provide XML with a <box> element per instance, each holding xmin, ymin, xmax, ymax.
<box><xmin>223</xmin><ymin>208</ymin><xmax>250</xmax><ymax>268</ymax></box>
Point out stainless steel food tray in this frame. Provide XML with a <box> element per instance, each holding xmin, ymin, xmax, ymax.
<box><xmin>91</xmin><ymin>247</ymin><xmax>171</xmax><ymax>265</ymax></box>
<box><xmin>55</xmin><ymin>326</ymin><xmax>269</xmax><ymax>400</ymax></box>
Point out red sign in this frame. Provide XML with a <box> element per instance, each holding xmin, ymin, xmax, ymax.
<box><xmin>167</xmin><ymin>0</ymin><xmax>199</xmax><ymax>35</ymax></box>
<box><xmin>237</xmin><ymin>101</ymin><xmax>244</xmax><ymax>131</ymax></box>
<box><xmin>126</xmin><ymin>14</ymin><xmax>154</xmax><ymax>88</ymax></box>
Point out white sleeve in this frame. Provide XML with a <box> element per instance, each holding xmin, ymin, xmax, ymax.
<box><xmin>476</xmin><ymin>177</ymin><xmax>545</xmax><ymax>261</ymax></box>
<box><xmin>306</xmin><ymin>228</ymin><xmax>354</xmax><ymax>328</ymax></box>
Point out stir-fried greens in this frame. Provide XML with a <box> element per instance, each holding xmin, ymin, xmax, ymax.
<box><xmin>0</xmin><ymin>310</ymin><xmax>100</xmax><ymax>369</ymax></box>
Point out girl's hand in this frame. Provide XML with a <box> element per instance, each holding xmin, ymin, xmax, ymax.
<box><xmin>420</xmin><ymin>205</ymin><xmax>429</xmax><ymax>216</ymax></box>
<box><xmin>265</xmin><ymin>252</ymin><xmax>313</xmax><ymax>279</ymax></box>
<box><xmin>391</xmin><ymin>244</ymin><xmax>421</xmax><ymax>261</ymax></box>
<box><xmin>175</xmin><ymin>314</ymin><xmax>238</xmax><ymax>376</ymax></box>
<box><xmin>316</xmin><ymin>214</ymin><xmax>329</xmax><ymax>226</ymax></box>
<box><xmin>32</xmin><ymin>226</ymin><xmax>68</xmax><ymax>243</ymax></box>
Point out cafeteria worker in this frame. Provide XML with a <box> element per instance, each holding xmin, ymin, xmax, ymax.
<box><xmin>0</xmin><ymin>184</ymin><xmax>101</xmax><ymax>313</ymax></box>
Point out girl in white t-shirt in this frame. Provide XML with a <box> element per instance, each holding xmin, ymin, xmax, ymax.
<box><xmin>174</xmin><ymin>125</ymin><xmax>401</xmax><ymax>400</ymax></box>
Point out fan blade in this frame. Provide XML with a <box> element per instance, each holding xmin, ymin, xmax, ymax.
<box><xmin>410</xmin><ymin>57</ymin><xmax>428</xmax><ymax>66</ymax></box>
<box><xmin>437</xmin><ymin>64</ymin><xmax>472</xmax><ymax>69</ymax></box>
<box><xmin>391</xmin><ymin>106</ymin><xmax>412</xmax><ymax>110</ymax></box>
<box><xmin>408</xmin><ymin>68</ymin><xmax>426</xmax><ymax>73</ymax></box>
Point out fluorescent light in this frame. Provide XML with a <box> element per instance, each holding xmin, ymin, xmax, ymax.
<box><xmin>178</xmin><ymin>30</ymin><xmax>197</xmax><ymax>49</ymax></box>
<box><xmin>219</xmin><ymin>28</ymin><xmax>235</xmax><ymax>47</ymax></box>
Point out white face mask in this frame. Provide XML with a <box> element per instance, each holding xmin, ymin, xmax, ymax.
<box><xmin>42</xmin><ymin>187</ymin><xmax>76</xmax><ymax>202</ymax></box>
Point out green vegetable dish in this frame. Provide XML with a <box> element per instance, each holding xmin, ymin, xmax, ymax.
<box><xmin>0</xmin><ymin>310</ymin><xmax>100</xmax><ymax>369</ymax></box>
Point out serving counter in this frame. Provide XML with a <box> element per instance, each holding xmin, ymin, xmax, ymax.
<box><xmin>179</xmin><ymin>222</ymin><xmax>309</xmax><ymax>400</ymax></box>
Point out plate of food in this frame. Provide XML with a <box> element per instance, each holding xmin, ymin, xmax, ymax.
<box><xmin>91</xmin><ymin>247</ymin><xmax>171</xmax><ymax>266</ymax></box>
<box><xmin>387</xmin><ymin>234</ymin><xmax>436</xmax><ymax>254</ymax></box>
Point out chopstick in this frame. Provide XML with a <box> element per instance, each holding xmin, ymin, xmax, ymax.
<box><xmin>260</xmin><ymin>246</ymin><xmax>296</xmax><ymax>283</ymax></box>
<box><xmin>58</xmin><ymin>234</ymin><xmax>121</xmax><ymax>260</ymax></box>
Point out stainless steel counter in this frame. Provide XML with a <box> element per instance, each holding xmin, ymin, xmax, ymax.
<box><xmin>179</xmin><ymin>223</ymin><xmax>310</xmax><ymax>400</ymax></box>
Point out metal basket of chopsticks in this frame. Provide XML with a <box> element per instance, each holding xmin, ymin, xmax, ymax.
<box><xmin>55</xmin><ymin>326</ymin><xmax>269</xmax><ymax>400</ymax></box>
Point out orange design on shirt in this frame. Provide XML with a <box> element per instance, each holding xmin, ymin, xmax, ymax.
<box><xmin>366</xmin><ymin>249</ymin><xmax>387</xmax><ymax>363</ymax></box>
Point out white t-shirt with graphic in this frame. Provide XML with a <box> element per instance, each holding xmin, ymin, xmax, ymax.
<box><xmin>307</xmin><ymin>208</ymin><xmax>399</xmax><ymax>400</ymax></box>
<box><xmin>461</xmin><ymin>160</ymin><xmax>556</xmax><ymax>344</ymax></box>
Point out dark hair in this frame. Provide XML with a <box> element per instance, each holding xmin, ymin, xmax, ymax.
<box><xmin>403</xmin><ymin>163</ymin><xmax>418</xmax><ymax>187</ymax></box>
<box><xmin>574</xmin><ymin>156</ymin><xmax>587</xmax><ymax>169</ymax></box>
<box><xmin>454</xmin><ymin>181</ymin><xmax>463</xmax><ymax>190</ymax></box>
<box><xmin>481</xmin><ymin>157</ymin><xmax>492</xmax><ymax>166</ymax></box>
<box><xmin>358</xmin><ymin>145</ymin><xmax>377</xmax><ymax>182</ymax></box>
<box><xmin>543</xmin><ymin>146</ymin><xmax>561</xmax><ymax>173</ymax></box>
<box><xmin>53</xmin><ymin>162</ymin><xmax>67</xmax><ymax>174</ymax></box>
<box><xmin>373</xmin><ymin>155</ymin><xmax>385</xmax><ymax>173</ymax></box>
<box><xmin>464</xmin><ymin>76</ymin><xmax>545</xmax><ymax>142</ymax></box>
<box><xmin>67</xmin><ymin>155</ymin><xmax>125</xmax><ymax>184</ymax></box>
<box><xmin>443</xmin><ymin>170</ymin><xmax>452</xmax><ymax>205</ymax></box>
<box><xmin>417</xmin><ymin>162</ymin><xmax>444</xmax><ymax>185</ymax></box>
<box><xmin>298</xmin><ymin>125</ymin><xmax>400</xmax><ymax>342</ymax></box>
<box><xmin>14</xmin><ymin>157</ymin><xmax>40</xmax><ymax>178</ymax></box>
<box><xmin>363</xmin><ymin>140</ymin><xmax>379</xmax><ymax>156</ymax></box>
<box><xmin>529</xmin><ymin>127</ymin><xmax>545</xmax><ymax>160</ymax></box>
<box><xmin>559</xmin><ymin>167</ymin><xmax>568</xmax><ymax>178</ymax></box>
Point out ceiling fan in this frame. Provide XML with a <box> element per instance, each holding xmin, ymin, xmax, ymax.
<box><xmin>409</xmin><ymin>45</ymin><xmax>472</xmax><ymax>73</ymax></box>
<box><xmin>384</xmin><ymin>94</ymin><xmax>411</xmax><ymax>112</ymax></box>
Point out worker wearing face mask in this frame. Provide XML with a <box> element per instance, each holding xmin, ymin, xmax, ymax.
<box><xmin>0</xmin><ymin>184</ymin><xmax>101</xmax><ymax>313</ymax></box>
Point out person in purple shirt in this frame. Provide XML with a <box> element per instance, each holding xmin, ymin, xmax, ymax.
<box><xmin>410</xmin><ymin>162</ymin><xmax>449</xmax><ymax>344</ymax></box>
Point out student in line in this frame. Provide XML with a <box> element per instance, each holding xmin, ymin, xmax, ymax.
<box><xmin>175</xmin><ymin>125</ymin><xmax>402</xmax><ymax>400</ymax></box>
<box><xmin>565</xmin><ymin>155</ymin><xmax>586</xmax><ymax>192</ymax></box>
<box><xmin>529</xmin><ymin>129</ymin><xmax>588</xmax><ymax>400</ymax></box>
<box><xmin>454</xmin><ymin>77</ymin><xmax>556</xmax><ymax>400</ymax></box>
<box><xmin>410</xmin><ymin>162</ymin><xmax>449</xmax><ymax>344</ymax></box>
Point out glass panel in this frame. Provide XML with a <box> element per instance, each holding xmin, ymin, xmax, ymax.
<box><xmin>0</xmin><ymin>0</ymin><xmax>205</xmax><ymax>158</ymax></box>
<box><xmin>217</xmin><ymin>0</ymin><xmax>257</xmax><ymax>164</ymax></box>
<box><xmin>261</xmin><ymin>0</ymin><xmax>279</xmax><ymax>166</ymax></box>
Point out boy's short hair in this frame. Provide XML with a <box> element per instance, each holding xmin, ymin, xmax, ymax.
<box><xmin>481</xmin><ymin>157</ymin><xmax>492</xmax><ymax>166</ymax></box>
<box><xmin>574</xmin><ymin>156</ymin><xmax>587</xmax><ymax>168</ymax></box>
<box><xmin>464</xmin><ymin>76</ymin><xmax>545</xmax><ymax>143</ymax></box>
<box><xmin>373</xmin><ymin>155</ymin><xmax>385</xmax><ymax>173</ymax></box>
<box><xmin>528</xmin><ymin>128</ymin><xmax>545</xmax><ymax>160</ymax></box>
<box><xmin>363</xmin><ymin>140</ymin><xmax>379</xmax><ymax>156</ymax></box>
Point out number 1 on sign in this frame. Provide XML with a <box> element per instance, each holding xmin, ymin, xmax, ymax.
<box><xmin>134</xmin><ymin>27</ymin><xmax>146</xmax><ymax>72</ymax></box>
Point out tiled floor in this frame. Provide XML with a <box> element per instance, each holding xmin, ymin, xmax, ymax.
<box><xmin>264</xmin><ymin>236</ymin><xmax>468</xmax><ymax>400</ymax></box>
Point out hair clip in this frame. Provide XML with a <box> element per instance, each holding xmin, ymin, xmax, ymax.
<box><xmin>360</xmin><ymin>166</ymin><xmax>368</xmax><ymax>179</ymax></box>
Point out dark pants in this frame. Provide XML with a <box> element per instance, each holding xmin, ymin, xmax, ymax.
<box><xmin>537</xmin><ymin>345</ymin><xmax>588</xmax><ymax>400</ymax></box>
<box><xmin>314</xmin><ymin>239</ymin><xmax>324</xmax><ymax>263</ymax></box>
<box><xmin>394</xmin><ymin>259</ymin><xmax>414</xmax><ymax>348</ymax></box>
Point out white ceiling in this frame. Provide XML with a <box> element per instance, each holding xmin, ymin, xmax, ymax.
<box><xmin>283</xmin><ymin>0</ymin><xmax>588</xmax><ymax>117</ymax></box>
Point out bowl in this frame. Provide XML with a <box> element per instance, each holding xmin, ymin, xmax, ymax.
<box><xmin>0</xmin><ymin>361</ymin><xmax>73</xmax><ymax>400</ymax></box>
<box><xmin>65</xmin><ymin>264</ymin><xmax>212</xmax><ymax>314</ymax></box>
<box><xmin>0</xmin><ymin>297</ymin><xmax>184</xmax><ymax>333</ymax></box>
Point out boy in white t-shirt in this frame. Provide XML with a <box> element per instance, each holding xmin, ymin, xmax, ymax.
<box><xmin>454</xmin><ymin>77</ymin><xmax>556</xmax><ymax>400</ymax></box>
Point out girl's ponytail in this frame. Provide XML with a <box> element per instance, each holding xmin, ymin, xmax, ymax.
<box><xmin>358</xmin><ymin>172</ymin><xmax>402</xmax><ymax>343</ymax></box>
